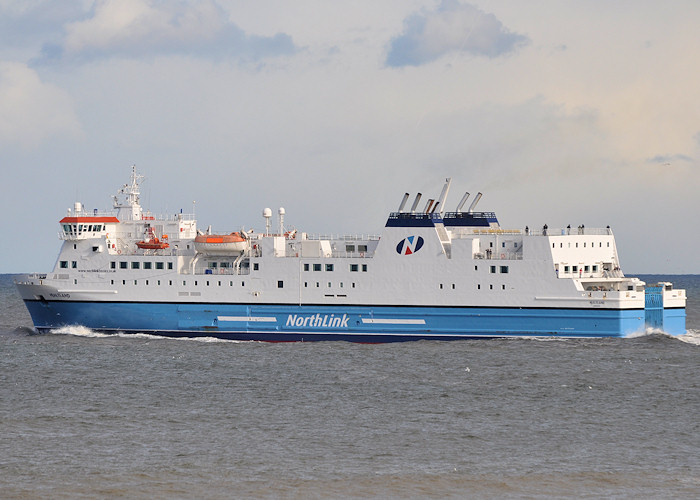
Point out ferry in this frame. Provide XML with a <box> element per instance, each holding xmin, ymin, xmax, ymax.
<box><xmin>15</xmin><ymin>167</ymin><xmax>686</xmax><ymax>341</ymax></box>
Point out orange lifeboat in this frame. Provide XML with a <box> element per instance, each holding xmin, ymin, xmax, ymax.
<box><xmin>194</xmin><ymin>232</ymin><xmax>247</xmax><ymax>255</ymax></box>
<box><xmin>136</xmin><ymin>228</ymin><xmax>170</xmax><ymax>250</ymax></box>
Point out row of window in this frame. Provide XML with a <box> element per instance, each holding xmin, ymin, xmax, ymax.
<box><xmin>561</xmin><ymin>265</ymin><xmax>598</xmax><ymax>273</ymax></box>
<box><xmin>303</xmin><ymin>263</ymin><xmax>368</xmax><ymax>272</ymax></box>
<box><xmin>62</xmin><ymin>224</ymin><xmax>103</xmax><ymax>234</ymax></box>
<box><xmin>439</xmin><ymin>283</ymin><xmax>508</xmax><ymax>290</ymax></box>
<box><xmin>553</xmin><ymin>242</ymin><xmax>610</xmax><ymax>248</ymax></box>
<box><xmin>110</xmin><ymin>261</ymin><xmax>174</xmax><ymax>270</ymax></box>
<box><xmin>104</xmin><ymin>279</ymin><xmax>360</xmax><ymax>289</ymax></box>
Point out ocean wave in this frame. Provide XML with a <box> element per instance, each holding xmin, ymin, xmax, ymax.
<box><xmin>625</xmin><ymin>327</ymin><xmax>700</xmax><ymax>345</ymax></box>
<box><xmin>49</xmin><ymin>325</ymin><xmax>245</xmax><ymax>343</ymax></box>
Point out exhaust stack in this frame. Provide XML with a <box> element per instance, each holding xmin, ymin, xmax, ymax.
<box><xmin>410</xmin><ymin>193</ymin><xmax>422</xmax><ymax>213</ymax></box>
<box><xmin>435</xmin><ymin>178</ymin><xmax>452</xmax><ymax>216</ymax></box>
<box><xmin>467</xmin><ymin>192</ymin><xmax>483</xmax><ymax>213</ymax></box>
<box><xmin>397</xmin><ymin>193</ymin><xmax>410</xmax><ymax>212</ymax></box>
<box><xmin>456</xmin><ymin>191</ymin><xmax>470</xmax><ymax>212</ymax></box>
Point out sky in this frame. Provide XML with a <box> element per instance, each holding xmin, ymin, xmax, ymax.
<box><xmin>1</xmin><ymin>0</ymin><xmax>698</xmax><ymax>274</ymax></box>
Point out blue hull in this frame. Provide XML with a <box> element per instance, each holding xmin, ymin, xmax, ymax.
<box><xmin>22</xmin><ymin>299</ymin><xmax>665</xmax><ymax>341</ymax></box>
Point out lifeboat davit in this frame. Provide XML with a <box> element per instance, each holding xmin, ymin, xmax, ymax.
<box><xmin>194</xmin><ymin>232</ymin><xmax>247</xmax><ymax>255</ymax></box>
<box><xmin>136</xmin><ymin>228</ymin><xmax>169</xmax><ymax>250</ymax></box>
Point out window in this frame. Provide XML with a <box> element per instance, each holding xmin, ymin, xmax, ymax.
<box><xmin>572</xmin><ymin>266</ymin><xmax>578</xmax><ymax>272</ymax></box>
<box><xmin>326</xmin><ymin>264</ymin><xmax>334</xmax><ymax>272</ymax></box>
<box><xmin>218</xmin><ymin>281</ymin><xmax>221</xmax><ymax>286</ymax></box>
<box><xmin>564</xmin><ymin>266</ymin><xmax>570</xmax><ymax>272</ymax></box>
<box><xmin>110</xmin><ymin>280</ymin><xmax>114</xmax><ymax>285</ymax></box>
<box><xmin>502</xmin><ymin>285</ymin><xmax>506</xmax><ymax>290</ymax></box>
<box><xmin>169</xmin><ymin>280</ymin><xmax>172</xmax><ymax>286</ymax></box>
<box><xmin>576</xmin><ymin>243</ymin><xmax>578</xmax><ymax>248</ymax></box>
<box><xmin>60</xmin><ymin>261</ymin><xmax>68</xmax><ymax>268</ymax></box>
<box><xmin>145</xmin><ymin>280</ymin><xmax>149</xmax><ymax>285</ymax></box>
<box><xmin>156</xmin><ymin>262</ymin><xmax>164</xmax><ymax>270</ymax></box>
<box><xmin>490</xmin><ymin>266</ymin><xmax>496</xmax><ymax>273</ymax></box>
<box><xmin>120</xmin><ymin>261</ymin><xmax>128</xmax><ymax>269</ymax></box>
<box><xmin>592</xmin><ymin>265</ymin><xmax>598</xmax><ymax>272</ymax></box>
<box><xmin>304</xmin><ymin>282</ymin><xmax>308</xmax><ymax>288</ymax></box>
<box><xmin>584</xmin><ymin>265</ymin><xmax>590</xmax><ymax>272</ymax></box>
<box><xmin>350</xmin><ymin>264</ymin><xmax>359</xmax><ymax>272</ymax></box>
<box><xmin>439</xmin><ymin>284</ymin><xmax>443</xmax><ymax>289</ymax></box>
<box><xmin>358</xmin><ymin>245</ymin><xmax>368</xmax><ymax>252</ymax></box>
<box><xmin>253</xmin><ymin>263</ymin><xmax>259</xmax><ymax>271</ymax></box>
<box><xmin>478</xmin><ymin>284</ymin><xmax>481</xmax><ymax>290</ymax></box>
<box><xmin>327</xmin><ymin>282</ymin><xmax>331</xmax><ymax>287</ymax></box>
<box><xmin>209</xmin><ymin>262</ymin><xmax>217</xmax><ymax>268</ymax></box>
<box><xmin>241</xmin><ymin>281</ymin><xmax>245</xmax><ymax>287</ymax></box>
<box><xmin>362</xmin><ymin>264</ymin><xmax>367</xmax><ymax>272</ymax></box>
<box><xmin>304</xmin><ymin>263</ymin><xmax>310</xmax><ymax>271</ymax></box>
<box><xmin>489</xmin><ymin>284</ymin><xmax>493</xmax><ymax>289</ymax></box>
<box><xmin>313</xmin><ymin>263</ymin><xmax>321</xmax><ymax>271</ymax></box>
<box><xmin>500</xmin><ymin>266</ymin><xmax>509</xmax><ymax>274</ymax></box>
<box><xmin>502</xmin><ymin>242</ymin><xmax>506</xmax><ymax>248</ymax></box>
<box><xmin>346</xmin><ymin>245</ymin><xmax>355</xmax><ymax>253</ymax></box>
<box><xmin>131</xmin><ymin>262</ymin><xmax>140</xmax><ymax>269</ymax></box>
<box><xmin>352</xmin><ymin>283</ymin><xmax>356</xmax><ymax>288</ymax></box>
<box><xmin>110</xmin><ymin>261</ymin><xmax>116</xmax><ymax>269</ymax></box>
<box><xmin>92</xmin><ymin>246</ymin><xmax>99</xmax><ymax>252</ymax></box>
<box><xmin>122</xmin><ymin>280</ymin><xmax>126</xmax><ymax>285</ymax></box>
<box><xmin>278</xmin><ymin>280</ymin><xmax>284</xmax><ymax>288</ymax></box>
<box><xmin>168</xmin><ymin>262</ymin><xmax>173</xmax><ymax>270</ymax></box>
<box><xmin>316</xmin><ymin>282</ymin><xmax>320</xmax><ymax>287</ymax></box>
<box><xmin>158</xmin><ymin>280</ymin><xmax>161</xmax><ymax>285</ymax></box>
<box><xmin>452</xmin><ymin>284</ymin><xmax>455</xmax><ymax>289</ymax></box>
<box><xmin>474</xmin><ymin>265</ymin><xmax>478</xmax><ymax>271</ymax></box>
<box><xmin>133</xmin><ymin>280</ymin><xmax>137</xmax><ymax>285</ymax></box>
<box><xmin>194</xmin><ymin>281</ymin><xmax>198</xmax><ymax>286</ymax></box>
<box><xmin>490</xmin><ymin>242</ymin><xmax>494</xmax><ymax>248</ymax></box>
<box><xmin>71</xmin><ymin>261</ymin><xmax>77</xmax><ymax>268</ymax></box>
<box><xmin>144</xmin><ymin>262</ymin><xmax>152</xmax><ymax>270</ymax></box>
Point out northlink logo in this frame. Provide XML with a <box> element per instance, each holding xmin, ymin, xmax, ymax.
<box><xmin>396</xmin><ymin>236</ymin><xmax>424</xmax><ymax>255</ymax></box>
<box><xmin>286</xmin><ymin>313</ymin><xmax>349</xmax><ymax>328</ymax></box>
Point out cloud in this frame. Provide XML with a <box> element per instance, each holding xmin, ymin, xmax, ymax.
<box><xmin>0</xmin><ymin>61</ymin><xmax>82</xmax><ymax>148</ymax></box>
<box><xmin>386</xmin><ymin>0</ymin><xmax>528</xmax><ymax>67</ymax></box>
<box><xmin>37</xmin><ymin>0</ymin><xmax>298</xmax><ymax>64</ymax></box>
<box><xmin>646</xmin><ymin>153</ymin><xmax>693</xmax><ymax>164</ymax></box>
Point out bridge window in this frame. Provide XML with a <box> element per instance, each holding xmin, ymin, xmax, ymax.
<box><xmin>313</xmin><ymin>264</ymin><xmax>321</xmax><ymax>271</ymax></box>
<box><xmin>362</xmin><ymin>264</ymin><xmax>367</xmax><ymax>272</ymax></box>
<box><xmin>564</xmin><ymin>266</ymin><xmax>570</xmax><ymax>272</ymax></box>
<box><xmin>144</xmin><ymin>262</ymin><xmax>152</xmax><ymax>270</ymax></box>
<box><xmin>72</xmin><ymin>261</ymin><xmax>77</xmax><ymax>268</ymax></box>
<box><xmin>350</xmin><ymin>264</ymin><xmax>358</xmax><ymax>272</ymax></box>
<box><xmin>131</xmin><ymin>262</ymin><xmax>140</xmax><ymax>269</ymax></box>
<box><xmin>110</xmin><ymin>262</ymin><xmax>116</xmax><ymax>269</ymax></box>
<box><xmin>253</xmin><ymin>263</ymin><xmax>259</xmax><ymax>271</ymax></box>
<box><xmin>120</xmin><ymin>262</ymin><xmax>127</xmax><ymax>269</ymax></box>
<box><xmin>490</xmin><ymin>266</ymin><xmax>496</xmax><ymax>273</ymax></box>
<box><xmin>346</xmin><ymin>245</ymin><xmax>355</xmax><ymax>253</ymax></box>
<box><xmin>168</xmin><ymin>262</ymin><xmax>173</xmax><ymax>270</ymax></box>
<box><xmin>60</xmin><ymin>261</ymin><xmax>68</xmax><ymax>268</ymax></box>
<box><xmin>326</xmin><ymin>264</ymin><xmax>334</xmax><ymax>271</ymax></box>
<box><xmin>500</xmin><ymin>266</ymin><xmax>509</xmax><ymax>273</ymax></box>
<box><xmin>358</xmin><ymin>245</ymin><xmax>368</xmax><ymax>252</ymax></box>
<box><xmin>304</xmin><ymin>263</ymin><xmax>310</xmax><ymax>271</ymax></box>
<box><xmin>156</xmin><ymin>262</ymin><xmax>164</xmax><ymax>270</ymax></box>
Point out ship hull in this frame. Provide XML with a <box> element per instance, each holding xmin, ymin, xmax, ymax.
<box><xmin>23</xmin><ymin>298</ymin><xmax>683</xmax><ymax>341</ymax></box>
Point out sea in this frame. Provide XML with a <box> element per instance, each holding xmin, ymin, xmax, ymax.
<box><xmin>1</xmin><ymin>274</ymin><xmax>698</xmax><ymax>499</ymax></box>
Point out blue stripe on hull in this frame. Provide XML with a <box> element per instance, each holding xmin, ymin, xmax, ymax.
<box><xmin>23</xmin><ymin>300</ymin><xmax>654</xmax><ymax>341</ymax></box>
